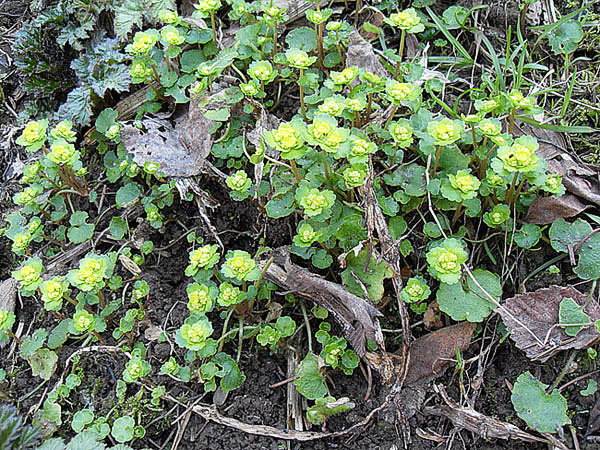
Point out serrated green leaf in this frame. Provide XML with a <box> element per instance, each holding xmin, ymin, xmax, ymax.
<box><xmin>21</xmin><ymin>328</ymin><xmax>47</xmax><ymax>359</ymax></box>
<box><xmin>312</xmin><ymin>249</ymin><xmax>333</xmax><ymax>269</ymax></box>
<box><xmin>57</xmin><ymin>86</ymin><xmax>93</xmax><ymax>126</ymax></box>
<box><xmin>549</xmin><ymin>218</ymin><xmax>592</xmax><ymax>253</ymax></box>
<box><xmin>437</xmin><ymin>269</ymin><xmax>500</xmax><ymax>322</ymax></box>
<box><xmin>294</xmin><ymin>352</ymin><xmax>327</xmax><ymax>400</ymax></box>
<box><xmin>559</xmin><ymin>297</ymin><xmax>591</xmax><ymax>336</ymax></box>
<box><xmin>511</xmin><ymin>371</ymin><xmax>569</xmax><ymax>433</ymax></box>
<box><xmin>389</xmin><ymin>216</ymin><xmax>407</xmax><ymax>240</ymax></box>
<box><xmin>116</xmin><ymin>182</ymin><xmax>142</xmax><ymax>208</ymax></box>
<box><xmin>285</xmin><ymin>27</ymin><xmax>317</xmax><ymax>52</ymax></box>
<box><xmin>514</xmin><ymin>223</ymin><xmax>542</xmax><ymax>249</ymax></box>
<box><xmin>114</xmin><ymin>0</ymin><xmax>145</xmax><ymax>39</ymax></box>
<box><xmin>28</xmin><ymin>348</ymin><xmax>58</xmax><ymax>381</ymax></box>
<box><xmin>341</xmin><ymin>247</ymin><xmax>393</xmax><ymax>302</ymax></box>
<box><xmin>48</xmin><ymin>319</ymin><xmax>71</xmax><ymax>349</ymax></box>
<box><xmin>65</xmin><ymin>430</ymin><xmax>104</xmax><ymax>450</ymax></box>
<box><xmin>574</xmin><ymin>233</ymin><xmax>600</xmax><ymax>280</ymax></box>
<box><xmin>203</xmin><ymin>107</ymin><xmax>230</xmax><ymax>121</ymax></box>
<box><xmin>109</xmin><ymin>216</ymin><xmax>128</xmax><ymax>240</ymax></box>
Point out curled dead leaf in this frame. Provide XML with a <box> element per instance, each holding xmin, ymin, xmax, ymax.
<box><xmin>498</xmin><ymin>285</ymin><xmax>600</xmax><ymax>361</ymax></box>
<box><xmin>525</xmin><ymin>194</ymin><xmax>590</xmax><ymax>224</ymax></box>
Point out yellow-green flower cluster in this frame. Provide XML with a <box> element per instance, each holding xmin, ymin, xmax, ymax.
<box><xmin>426</xmin><ymin>238</ymin><xmax>468</xmax><ymax>284</ymax></box>
<box><xmin>495</xmin><ymin>136</ymin><xmax>540</xmax><ymax>173</ymax></box>
<box><xmin>293</xmin><ymin>223</ymin><xmax>322</xmax><ymax>247</ymax></box>
<box><xmin>195</xmin><ymin>0</ymin><xmax>222</xmax><ymax>15</ymax></box>
<box><xmin>12</xmin><ymin>257</ymin><xmax>44</xmax><ymax>294</ymax></box>
<box><xmin>48</xmin><ymin>140</ymin><xmax>78</xmax><ymax>166</ymax></box>
<box><xmin>543</xmin><ymin>174</ymin><xmax>565</xmax><ymax>196</ymax></box>
<box><xmin>161</xmin><ymin>25</ymin><xmax>185</xmax><ymax>46</ymax></box>
<box><xmin>386</xmin><ymin>81</ymin><xmax>421</xmax><ymax>105</ymax></box>
<box><xmin>427</xmin><ymin>118</ymin><xmax>464</xmax><ymax>146</ymax></box>
<box><xmin>68</xmin><ymin>255</ymin><xmax>109</xmax><ymax>292</ymax></box>
<box><xmin>330</xmin><ymin>67</ymin><xmax>358</xmax><ymax>85</ymax></box>
<box><xmin>0</xmin><ymin>309</ymin><xmax>15</xmax><ymax>332</ymax></box>
<box><xmin>248</xmin><ymin>60</ymin><xmax>275</xmax><ymax>83</ymax></box>
<box><xmin>73</xmin><ymin>310</ymin><xmax>94</xmax><ymax>333</ymax></box>
<box><xmin>221</xmin><ymin>250</ymin><xmax>258</xmax><ymax>281</ymax></box>
<box><xmin>346</xmin><ymin>96</ymin><xmax>367</xmax><ymax>112</ymax></box>
<box><xmin>285</xmin><ymin>48</ymin><xmax>317</xmax><ymax>69</ymax></box>
<box><xmin>50</xmin><ymin>120</ymin><xmax>76</xmax><ymax>142</ymax></box>
<box><xmin>448</xmin><ymin>170</ymin><xmax>481</xmax><ymax>200</ymax></box>
<box><xmin>186</xmin><ymin>244</ymin><xmax>220</xmax><ymax>276</ymax></box>
<box><xmin>187</xmin><ymin>283</ymin><xmax>215</xmax><ymax>313</ymax></box>
<box><xmin>385</xmin><ymin>8</ymin><xmax>424</xmax><ymax>32</ymax></box>
<box><xmin>400</xmin><ymin>276</ymin><xmax>431</xmax><ymax>303</ymax></box>
<box><xmin>343</xmin><ymin>165</ymin><xmax>368</xmax><ymax>188</ymax></box>
<box><xmin>177</xmin><ymin>316</ymin><xmax>213</xmax><ymax>351</ymax></box>
<box><xmin>217</xmin><ymin>282</ymin><xmax>245</xmax><ymax>307</ymax></box>
<box><xmin>483</xmin><ymin>204</ymin><xmax>510</xmax><ymax>228</ymax></box>
<box><xmin>16</xmin><ymin>120</ymin><xmax>47</xmax><ymax>151</ymax></box>
<box><xmin>159</xmin><ymin>9</ymin><xmax>179</xmax><ymax>24</ymax></box>
<box><xmin>388</xmin><ymin>120</ymin><xmax>414</xmax><ymax>148</ymax></box>
<box><xmin>123</xmin><ymin>356</ymin><xmax>151</xmax><ymax>383</ymax></box>
<box><xmin>297</xmin><ymin>187</ymin><xmax>336</xmax><ymax>217</ymax></box>
<box><xmin>40</xmin><ymin>276</ymin><xmax>68</xmax><ymax>311</ymax></box>
<box><xmin>318</xmin><ymin>97</ymin><xmax>346</xmax><ymax>116</ymax></box>
<box><xmin>508</xmin><ymin>90</ymin><xmax>535</xmax><ymax>110</ymax></box>
<box><xmin>226</xmin><ymin>170</ymin><xmax>251</xmax><ymax>193</ymax></box>
<box><xmin>13</xmin><ymin>185</ymin><xmax>42</xmax><ymax>206</ymax></box>
<box><xmin>126</xmin><ymin>31</ymin><xmax>159</xmax><ymax>55</ymax></box>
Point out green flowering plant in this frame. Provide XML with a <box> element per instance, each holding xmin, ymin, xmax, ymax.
<box><xmin>264</xmin><ymin>119</ymin><xmax>306</xmax><ymax>159</ymax></box>
<box><xmin>307</xmin><ymin>114</ymin><xmax>349</xmax><ymax>154</ymax></box>
<box><xmin>483</xmin><ymin>204</ymin><xmax>511</xmax><ymax>228</ymax></box>
<box><xmin>343</xmin><ymin>164</ymin><xmax>368</xmax><ymax>188</ymax></box>
<box><xmin>125</xmin><ymin>30</ymin><xmax>160</xmax><ymax>55</ymax></box>
<box><xmin>493</xmin><ymin>136</ymin><xmax>541</xmax><ymax>174</ymax></box>
<box><xmin>39</xmin><ymin>277</ymin><xmax>68</xmax><ymax>311</ymax></box>
<box><xmin>400</xmin><ymin>276</ymin><xmax>431</xmax><ymax>303</ymax></box>
<box><xmin>13</xmin><ymin>185</ymin><xmax>42</xmax><ymax>206</ymax></box>
<box><xmin>47</xmin><ymin>140</ymin><xmax>79</xmax><ymax>167</ymax></box>
<box><xmin>67</xmin><ymin>254</ymin><xmax>110</xmax><ymax>292</ymax></box>
<box><xmin>248</xmin><ymin>60</ymin><xmax>277</xmax><ymax>84</ymax></box>
<box><xmin>12</xmin><ymin>257</ymin><xmax>44</xmax><ymax>296</ymax></box>
<box><xmin>160</xmin><ymin>357</ymin><xmax>180</xmax><ymax>376</ymax></box>
<box><xmin>226</xmin><ymin>170</ymin><xmax>252</xmax><ymax>200</ymax></box>
<box><xmin>329</xmin><ymin>67</ymin><xmax>358</xmax><ymax>86</ymax></box>
<box><xmin>285</xmin><ymin>48</ymin><xmax>317</xmax><ymax>69</ymax></box>
<box><xmin>123</xmin><ymin>356</ymin><xmax>151</xmax><ymax>383</ymax></box>
<box><xmin>318</xmin><ymin>96</ymin><xmax>347</xmax><ymax>117</ymax></box>
<box><xmin>507</xmin><ymin>90</ymin><xmax>537</xmax><ymax>113</ymax></box>
<box><xmin>306</xmin><ymin>8</ymin><xmax>332</xmax><ymax>25</ymax></box>
<box><xmin>0</xmin><ymin>309</ymin><xmax>16</xmax><ymax>335</ymax></box>
<box><xmin>194</xmin><ymin>0</ymin><xmax>222</xmax><ymax>16</ymax></box>
<box><xmin>160</xmin><ymin>25</ymin><xmax>185</xmax><ymax>47</ymax></box>
<box><xmin>50</xmin><ymin>120</ymin><xmax>76</xmax><ymax>142</ymax></box>
<box><xmin>71</xmin><ymin>310</ymin><xmax>95</xmax><ymax>334</ymax></box>
<box><xmin>442</xmin><ymin>169</ymin><xmax>481</xmax><ymax>202</ymax></box>
<box><xmin>293</xmin><ymin>222</ymin><xmax>322</xmax><ymax>247</ymax></box>
<box><xmin>16</xmin><ymin>120</ymin><xmax>48</xmax><ymax>152</ymax></box>
<box><xmin>295</xmin><ymin>182</ymin><xmax>336</xmax><ymax>218</ymax></box>
<box><xmin>542</xmin><ymin>174</ymin><xmax>565</xmax><ymax>196</ymax></box>
<box><xmin>427</xmin><ymin>118</ymin><xmax>465</xmax><ymax>146</ymax></box>
<box><xmin>220</xmin><ymin>250</ymin><xmax>260</xmax><ymax>282</ymax></box>
<box><xmin>384</xmin><ymin>8</ymin><xmax>425</xmax><ymax>33</ymax></box>
<box><xmin>385</xmin><ymin>80</ymin><xmax>422</xmax><ymax>105</ymax></box>
<box><xmin>186</xmin><ymin>244</ymin><xmax>220</xmax><ymax>277</ymax></box>
<box><xmin>186</xmin><ymin>282</ymin><xmax>217</xmax><ymax>314</ymax></box>
<box><xmin>175</xmin><ymin>315</ymin><xmax>214</xmax><ymax>352</ymax></box>
<box><xmin>159</xmin><ymin>9</ymin><xmax>179</xmax><ymax>24</ymax></box>
<box><xmin>426</xmin><ymin>239</ymin><xmax>468</xmax><ymax>284</ymax></box>
<box><xmin>388</xmin><ymin>119</ymin><xmax>414</xmax><ymax>148</ymax></box>
<box><xmin>217</xmin><ymin>282</ymin><xmax>246</xmax><ymax>307</ymax></box>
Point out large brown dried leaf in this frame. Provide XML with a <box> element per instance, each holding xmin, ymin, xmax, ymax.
<box><xmin>346</xmin><ymin>31</ymin><xmax>389</xmax><ymax>80</ymax></box>
<box><xmin>121</xmin><ymin>94</ymin><xmax>222</xmax><ymax>177</ymax></box>
<box><xmin>404</xmin><ymin>322</ymin><xmax>476</xmax><ymax>385</ymax></box>
<box><xmin>261</xmin><ymin>247</ymin><xmax>383</xmax><ymax>357</ymax></box>
<box><xmin>499</xmin><ymin>286</ymin><xmax>600</xmax><ymax>361</ymax></box>
<box><xmin>525</xmin><ymin>194</ymin><xmax>590</xmax><ymax>224</ymax></box>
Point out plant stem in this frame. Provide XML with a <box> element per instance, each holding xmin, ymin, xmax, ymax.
<box><xmin>335</xmin><ymin>31</ymin><xmax>345</xmax><ymax>65</ymax></box>
<box><xmin>384</xmin><ymin>105</ymin><xmax>398</xmax><ymax>129</ymax></box>
<box><xmin>321</xmin><ymin>150</ymin><xmax>331</xmax><ymax>181</ymax></box>
<box><xmin>394</xmin><ymin>30</ymin><xmax>406</xmax><ymax>80</ymax></box>
<box><xmin>236</xmin><ymin>317</ymin><xmax>244</xmax><ymax>362</ymax></box>
<box><xmin>431</xmin><ymin>145</ymin><xmax>442</xmax><ymax>175</ymax></box>
<box><xmin>300</xmin><ymin>301</ymin><xmax>312</xmax><ymax>353</ymax></box>
<box><xmin>289</xmin><ymin>160</ymin><xmax>303</xmax><ymax>184</ymax></box>
<box><xmin>299</xmin><ymin>69</ymin><xmax>307</xmax><ymax>121</ymax></box>
<box><xmin>218</xmin><ymin>307</ymin><xmax>236</xmax><ymax>352</ymax></box>
<box><xmin>6</xmin><ymin>329</ymin><xmax>21</xmax><ymax>345</ymax></box>
<box><xmin>505</xmin><ymin>172</ymin><xmax>519</xmax><ymax>204</ymax></box>
<box><xmin>272</xmin><ymin>22</ymin><xmax>278</xmax><ymax>59</ymax></box>
<box><xmin>509</xmin><ymin>110</ymin><xmax>515</xmax><ymax>135</ymax></box>
<box><xmin>210</xmin><ymin>12</ymin><xmax>216</xmax><ymax>45</ymax></box>
<box><xmin>451</xmin><ymin>201</ymin><xmax>463</xmax><ymax>227</ymax></box>
<box><xmin>510</xmin><ymin>175</ymin><xmax>528</xmax><ymax>210</ymax></box>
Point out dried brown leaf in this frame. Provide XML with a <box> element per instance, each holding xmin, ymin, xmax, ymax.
<box><xmin>404</xmin><ymin>322</ymin><xmax>476</xmax><ymax>385</ymax></box>
<box><xmin>261</xmin><ymin>247</ymin><xmax>383</xmax><ymax>357</ymax></box>
<box><xmin>499</xmin><ymin>286</ymin><xmax>600</xmax><ymax>361</ymax></box>
<box><xmin>525</xmin><ymin>194</ymin><xmax>590</xmax><ymax>224</ymax></box>
<box><xmin>423</xmin><ymin>301</ymin><xmax>443</xmax><ymax>330</ymax></box>
<box><xmin>346</xmin><ymin>31</ymin><xmax>389</xmax><ymax>80</ymax></box>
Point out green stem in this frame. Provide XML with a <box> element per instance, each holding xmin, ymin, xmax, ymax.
<box><xmin>432</xmin><ymin>146</ymin><xmax>442</xmax><ymax>175</ymax></box>
<box><xmin>236</xmin><ymin>318</ymin><xmax>244</xmax><ymax>362</ymax></box>
<box><xmin>210</xmin><ymin>12</ymin><xmax>216</xmax><ymax>45</ymax></box>
<box><xmin>299</xmin><ymin>69</ymin><xmax>307</xmax><ymax>121</ymax></box>
<box><xmin>300</xmin><ymin>301</ymin><xmax>312</xmax><ymax>353</ymax></box>
<box><xmin>479</xmin><ymin>144</ymin><xmax>497</xmax><ymax>179</ymax></box>
<box><xmin>321</xmin><ymin>150</ymin><xmax>331</xmax><ymax>180</ymax></box>
<box><xmin>394</xmin><ymin>30</ymin><xmax>406</xmax><ymax>80</ymax></box>
<box><xmin>290</xmin><ymin>160</ymin><xmax>303</xmax><ymax>184</ymax></box>
<box><xmin>272</xmin><ymin>22</ymin><xmax>278</xmax><ymax>59</ymax></box>
<box><xmin>335</xmin><ymin>31</ymin><xmax>345</xmax><ymax>66</ymax></box>
<box><xmin>218</xmin><ymin>307</ymin><xmax>236</xmax><ymax>352</ymax></box>
<box><xmin>510</xmin><ymin>175</ymin><xmax>528</xmax><ymax>209</ymax></box>
<box><xmin>505</xmin><ymin>172</ymin><xmax>519</xmax><ymax>204</ymax></box>
<box><xmin>451</xmin><ymin>201</ymin><xmax>463</xmax><ymax>227</ymax></box>
<box><xmin>384</xmin><ymin>105</ymin><xmax>398</xmax><ymax>130</ymax></box>
<box><xmin>6</xmin><ymin>329</ymin><xmax>21</xmax><ymax>345</ymax></box>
